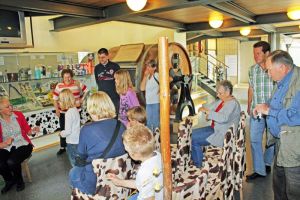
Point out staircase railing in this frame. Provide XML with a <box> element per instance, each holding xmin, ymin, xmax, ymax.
<box><xmin>199</xmin><ymin>55</ymin><xmax>228</xmax><ymax>83</ymax></box>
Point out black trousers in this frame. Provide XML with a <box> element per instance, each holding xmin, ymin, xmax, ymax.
<box><xmin>0</xmin><ymin>144</ymin><xmax>33</xmax><ymax>183</ymax></box>
<box><xmin>59</xmin><ymin>112</ymin><xmax>67</xmax><ymax>148</ymax></box>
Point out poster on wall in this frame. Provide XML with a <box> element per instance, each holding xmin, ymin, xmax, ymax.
<box><xmin>0</xmin><ymin>56</ymin><xmax>4</xmax><ymax>65</ymax></box>
<box><xmin>225</xmin><ymin>55</ymin><xmax>238</xmax><ymax>76</ymax></box>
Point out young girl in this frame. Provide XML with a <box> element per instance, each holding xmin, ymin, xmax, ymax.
<box><xmin>114</xmin><ymin>69</ymin><xmax>140</xmax><ymax>126</ymax></box>
<box><xmin>59</xmin><ymin>89</ymin><xmax>81</xmax><ymax>167</ymax></box>
<box><xmin>126</xmin><ymin>106</ymin><xmax>147</xmax><ymax>128</ymax></box>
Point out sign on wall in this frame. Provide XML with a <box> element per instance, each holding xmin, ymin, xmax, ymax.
<box><xmin>225</xmin><ymin>55</ymin><xmax>238</xmax><ymax>76</ymax></box>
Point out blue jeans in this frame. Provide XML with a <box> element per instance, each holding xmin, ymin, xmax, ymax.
<box><xmin>69</xmin><ymin>165</ymin><xmax>97</xmax><ymax>195</ymax></box>
<box><xmin>146</xmin><ymin>103</ymin><xmax>160</xmax><ymax>130</ymax></box>
<box><xmin>128</xmin><ymin>193</ymin><xmax>138</xmax><ymax>200</ymax></box>
<box><xmin>191</xmin><ymin>126</ymin><xmax>214</xmax><ymax>167</ymax></box>
<box><xmin>67</xmin><ymin>144</ymin><xmax>78</xmax><ymax>167</ymax></box>
<box><xmin>250</xmin><ymin>117</ymin><xmax>275</xmax><ymax>176</ymax></box>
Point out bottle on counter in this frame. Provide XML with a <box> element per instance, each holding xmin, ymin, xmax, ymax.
<box><xmin>35</xmin><ymin>66</ymin><xmax>41</xmax><ymax>79</ymax></box>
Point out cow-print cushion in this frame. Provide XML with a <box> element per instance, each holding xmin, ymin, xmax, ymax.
<box><xmin>204</xmin><ymin>125</ymin><xmax>235</xmax><ymax>200</ymax></box>
<box><xmin>234</xmin><ymin>112</ymin><xmax>246</xmax><ymax>191</ymax></box>
<box><xmin>71</xmin><ymin>154</ymin><xmax>137</xmax><ymax>200</ymax></box>
<box><xmin>153</xmin><ymin>117</ymin><xmax>210</xmax><ymax>199</ymax></box>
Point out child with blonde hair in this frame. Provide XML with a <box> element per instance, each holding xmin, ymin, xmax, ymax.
<box><xmin>114</xmin><ymin>69</ymin><xmax>140</xmax><ymax>126</ymax></box>
<box><xmin>108</xmin><ymin>124</ymin><xmax>163</xmax><ymax>200</ymax></box>
<box><xmin>59</xmin><ymin>89</ymin><xmax>80</xmax><ymax>166</ymax></box>
<box><xmin>126</xmin><ymin>106</ymin><xmax>147</xmax><ymax>128</ymax></box>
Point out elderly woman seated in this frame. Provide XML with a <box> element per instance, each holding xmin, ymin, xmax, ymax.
<box><xmin>191</xmin><ymin>80</ymin><xmax>241</xmax><ymax>167</ymax></box>
<box><xmin>0</xmin><ymin>96</ymin><xmax>39</xmax><ymax>193</ymax></box>
<box><xmin>69</xmin><ymin>91</ymin><xmax>126</xmax><ymax>195</ymax></box>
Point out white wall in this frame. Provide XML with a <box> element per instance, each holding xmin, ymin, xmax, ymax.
<box><xmin>0</xmin><ymin>16</ymin><xmax>175</xmax><ymax>53</ymax></box>
<box><xmin>239</xmin><ymin>41</ymin><xmax>256</xmax><ymax>84</ymax></box>
<box><xmin>174</xmin><ymin>32</ymin><xmax>187</xmax><ymax>49</ymax></box>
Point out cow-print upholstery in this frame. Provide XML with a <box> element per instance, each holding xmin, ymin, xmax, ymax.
<box><xmin>172</xmin><ymin>117</ymin><xmax>194</xmax><ymax>180</ymax></box>
<box><xmin>171</xmin><ymin>117</ymin><xmax>209</xmax><ymax>199</ymax></box>
<box><xmin>25</xmin><ymin>107</ymin><xmax>90</xmax><ymax>139</ymax></box>
<box><xmin>204</xmin><ymin>125</ymin><xmax>235</xmax><ymax>200</ymax></box>
<box><xmin>71</xmin><ymin>153</ymin><xmax>137</xmax><ymax>200</ymax></box>
<box><xmin>153</xmin><ymin>117</ymin><xmax>209</xmax><ymax>199</ymax></box>
<box><xmin>153</xmin><ymin>127</ymin><xmax>161</xmax><ymax>152</ymax></box>
<box><xmin>233</xmin><ymin>112</ymin><xmax>246</xmax><ymax>191</ymax></box>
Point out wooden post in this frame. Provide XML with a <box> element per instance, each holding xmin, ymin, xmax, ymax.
<box><xmin>158</xmin><ymin>37</ymin><xmax>172</xmax><ymax>200</ymax></box>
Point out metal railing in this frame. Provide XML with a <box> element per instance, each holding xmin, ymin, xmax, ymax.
<box><xmin>199</xmin><ymin>55</ymin><xmax>228</xmax><ymax>83</ymax></box>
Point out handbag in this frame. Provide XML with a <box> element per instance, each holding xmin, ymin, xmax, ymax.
<box><xmin>75</xmin><ymin>120</ymin><xmax>121</xmax><ymax>167</ymax></box>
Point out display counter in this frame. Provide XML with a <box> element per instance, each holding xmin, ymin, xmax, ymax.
<box><xmin>0</xmin><ymin>75</ymin><xmax>95</xmax><ymax>138</ymax></box>
<box><xmin>0</xmin><ymin>51</ymin><xmax>97</xmax><ymax>138</ymax></box>
<box><xmin>25</xmin><ymin>107</ymin><xmax>90</xmax><ymax>139</ymax></box>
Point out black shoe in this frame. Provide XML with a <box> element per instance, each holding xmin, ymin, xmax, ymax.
<box><xmin>1</xmin><ymin>180</ymin><xmax>16</xmax><ymax>194</ymax></box>
<box><xmin>57</xmin><ymin>148</ymin><xmax>66</xmax><ymax>155</ymax></box>
<box><xmin>246</xmin><ymin>173</ymin><xmax>265</xmax><ymax>181</ymax></box>
<box><xmin>16</xmin><ymin>182</ymin><xmax>25</xmax><ymax>192</ymax></box>
<box><xmin>266</xmin><ymin>166</ymin><xmax>271</xmax><ymax>173</ymax></box>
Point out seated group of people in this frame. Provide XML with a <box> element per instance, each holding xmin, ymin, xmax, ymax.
<box><xmin>0</xmin><ymin>79</ymin><xmax>240</xmax><ymax>199</ymax></box>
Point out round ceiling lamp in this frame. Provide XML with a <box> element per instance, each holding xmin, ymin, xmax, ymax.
<box><xmin>287</xmin><ymin>8</ymin><xmax>300</xmax><ymax>20</ymax></box>
<box><xmin>209</xmin><ymin>19</ymin><xmax>223</xmax><ymax>29</ymax></box>
<box><xmin>240</xmin><ymin>27</ymin><xmax>251</xmax><ymax>36</ymax></box>
<box><xmin>208</xmin><ymin>12</ymin><xmax>223</xmax><ymax>29</ymax></box>
<box><xmin>126</xmin><ymin>0</ymin><xmax>147</xmax><ymax>11</ymax></box>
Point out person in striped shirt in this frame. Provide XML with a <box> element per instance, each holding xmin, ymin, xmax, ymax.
<box><xmin>246</xmin><ymin>41</ymin><xmax>275</xmax><ymax>181</ymax></box>
<box><xmin>53</xmin><ymin>69</ymin><xmax>88</xmax><ymax>155</ymax></box>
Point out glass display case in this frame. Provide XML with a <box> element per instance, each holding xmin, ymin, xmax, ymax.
<box><xmin>0</xmin><ymin>52</ymin><xmax>96</xmax><ymax>138</ymax></box>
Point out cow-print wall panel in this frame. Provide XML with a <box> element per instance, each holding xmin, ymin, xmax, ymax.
<box><xmin>25</xmin><ymin>108</ymin><xmax>90</xmax><ymax>139</ymax></box>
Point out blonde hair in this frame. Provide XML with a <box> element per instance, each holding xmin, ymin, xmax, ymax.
<box><xmin>127</xmin><ymin>106</ymin><xmax>146</xmax><ymax>125</ymax></box>
<box><xmin>0</xmin><ymin>96</ymin><xmax>9</xmax><ymax>108</ymax></box>
<box><xmin>87</xmin><ymin>91</ymin><xmax>116</xmax><ymax>120</ymax></box>
<box><xmin>114</xmin><ymin>69</ymin><xmax>134</xmax><ymax>95</ymax></box>
<box><xmin>123</xmin><ymin>124</ymin><xmax>155</xmax><ymax>157</ymax></box>
<box><xmin>59</xmin><ymin>89</ymin><xmax>76</xmax><ymax>110</ymax></box>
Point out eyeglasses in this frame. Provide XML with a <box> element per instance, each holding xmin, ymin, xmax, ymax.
<box><xmin>1</xmin><ymin>104</ymin><xmax>13</xmax><ymax>110</ymax></box>
<box><xmin>216</xmin><ymin>91</ymin><xmax>225</xmax><ymax>95</ymax></box>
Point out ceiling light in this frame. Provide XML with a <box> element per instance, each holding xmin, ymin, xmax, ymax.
<box><xmin>208</xmin><ymin>12</ymin><xmax>223</xmax><ymax>29</ymax></box>
<box><xmin>126</xmin><ymin>0</ymin><xmax>147</xmax><ymax>11</ymax></box>
<box><xmin>240</xmin><ymin>27</ymin><xmax>251</xmax><ymax>36</ymax></box>
<box><xmin>287</xmin><ymin>8</ymin><xmax>300</xmax><ymax>20</ymax></box>
<box><xmin>209</xmin><ymin>19</ymin><xmax>223</xmax><ymax>29</ymax></box>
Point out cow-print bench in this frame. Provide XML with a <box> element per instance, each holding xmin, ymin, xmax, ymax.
<box><xmin>233</xmin><ymin>112</ymin><xmax>246</xmax><ymax>200</ymax></box>
<box><xmin>153</xmin><ymin>117</ymin><xmax>209</xmax><ymax>199</ymax></box>
<box><xmin>203</xmin><ymin>112</ymin><xmax>246</xmax><ymax>200</ymax></box>
<box><xmin>71</xmin><ymin>153</ymin><xmax>137</xmax><ymax>200</ymax></box>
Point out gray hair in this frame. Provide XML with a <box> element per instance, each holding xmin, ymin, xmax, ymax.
<box><xmin>217</xmin><ymin>80</ymin><xmax>233</xmax><ymax>95</ymax></box>
<box><xmin>268</xmin><ymin>50</ymin><xmax>294</xmax><ymax>68</ymax></box>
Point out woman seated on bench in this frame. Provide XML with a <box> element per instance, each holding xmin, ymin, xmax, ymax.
<box><xmin>191</xmin><ymin>80</ymin><xmax>241</xmax><ymax>167</ymax></box>
<box><xmin>0</xmin><ymin>96</ymin><xmax>39</xmax><ymax>193</ymax></box>
<box><xmin>69</xmin><ymin>92</ymin><xmax>126</xmax><ymax>195</ymax></box>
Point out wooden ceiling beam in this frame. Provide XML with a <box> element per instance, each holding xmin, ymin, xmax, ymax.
<box><xmin>0</xmin><ymin>0</ymin><xmax>103</xmax><ymax>18</ymax></box>
<box><xmin>50</xmin><ymin>0</ymin><xmax>231</xmax><ymax>31</ymax></box>
<box><xmin>186</xmin><ymin>12</ymin><xmax>300</xmax><ymax>32</ymax></box>
<box><xmin>187</xmin><ymin>29</ymin><xmax>267</xmax><ymax>44</ymax></box>
<box><xmin>119</xmin><ymin>16</ymin><xmax>186</xmax><ymax>30</ymax></box>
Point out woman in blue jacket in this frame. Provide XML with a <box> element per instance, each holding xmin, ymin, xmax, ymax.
<box><xmin>69</xmin><ymin>91</ymin><xmax>126</xmax><ymax>195</ymax></box>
